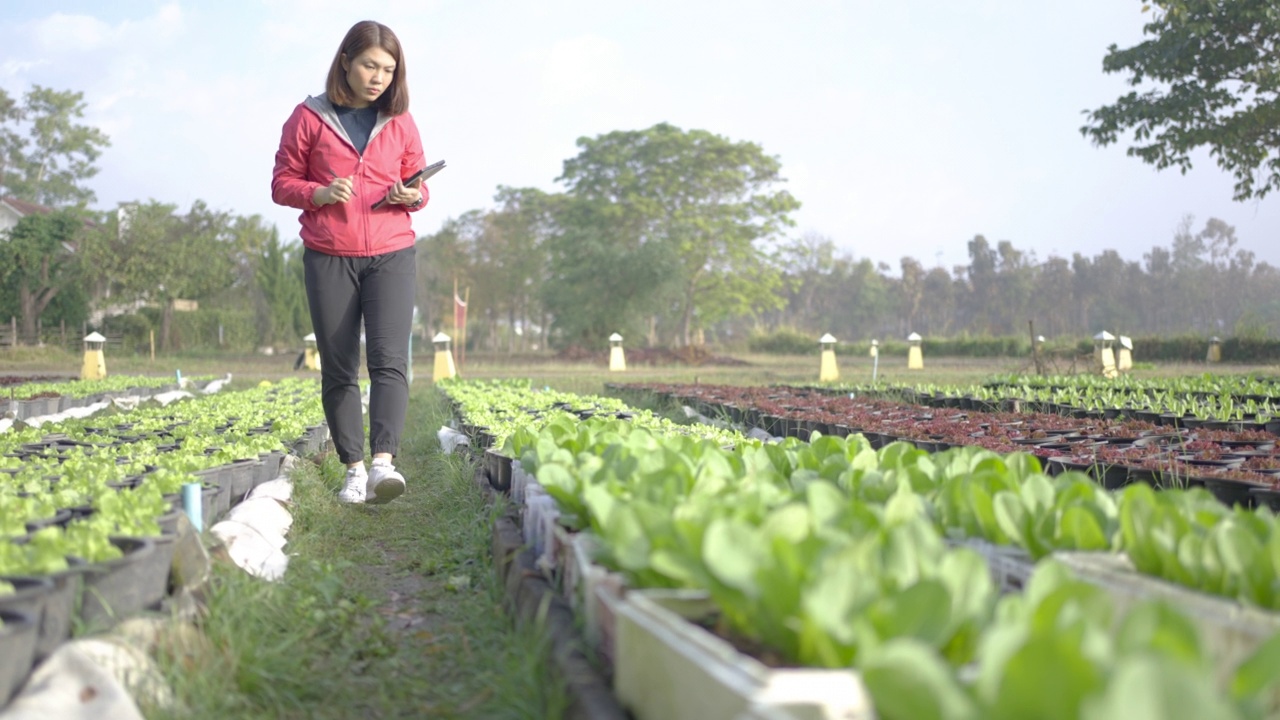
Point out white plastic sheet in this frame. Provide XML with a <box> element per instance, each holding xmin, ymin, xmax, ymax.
<box><xmin>210</xmin><ymin>520</ymin><xmax>288</xmax><ymax>581</ymax></box>
<box><xmin>200</xmin><ymin>373</ymin><xmax>233</xmax><ymax>394</ymax></box>
<box><xmin>247</xmin><ymin>478</ymin><xmax>293</xmax><ymax>503</ymax></box>
<box><xmin>148</xmin><ymin>390</ymin><xmax>193</xmax><ymax>406</ymax></box>
<box><xmin>226</xmin><ymin>498</ymin><xmax>293</xmax><ymax>541</ymax></box>
<box><xmin>437</xmin><ymin>426</ymin><xmax>470</xmax><ymax>454</ymax></box>
<box><xmin>20</xmin><ymin>401</ymin><xmax>111</xmax><ymax>428</ymax></box>
<box><xmin>0</xmin><ymin>638</ymin><xmax>171</xmax><ymax>720</ymax></box>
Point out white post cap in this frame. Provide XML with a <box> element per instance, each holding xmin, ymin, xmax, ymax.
<box><xmin>819</xmin><ymin>333</ymin><xmax>836</xmax><ymax>344</ymax></box>
<box><xmin>432</xmin><ymin>332</ymin><xmax>451</xmax><ymax>343</ymax></box>
<box><xmin>84</xmin><ymin>331</ymin><xmax>106</xmax><ymax>343</ymax></box>
<box><xmin>907</xmin><ymin>332</ymin><xmax>922</xmax><ymax>342</ymax></box>
<box><xmin>871</xmin><ymin>339</ymin><xmax>879</xmax><ymax>346</ymax></box>
<box><xmin>1119</xmin><ymin>335</ymin><xmax>1133</xmax><ymax>349</ymax></box>
<box><xmin>609</xmin><ymin>332</ymin><xmax>623</xmax><ymax>342</ymax></box>
<box><xmin>1093</xmin><ymin>330</ymin><xmax>1115</xmax><ymax>341</ymax></box>
<box><xmin>1036</xmin><ymin>335</ymin><xmax>1046</xmax><ymax>343</ymax></box>
<box><xmin>303</xmin><ymin>333</ymin><xmax>316</xmax><ymax>342</ymax></box>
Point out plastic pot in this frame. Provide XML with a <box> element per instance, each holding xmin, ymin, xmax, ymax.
<box><xmin>0</xmin><ymin>608</ymin><xmax>38</xmax><ymax>704</ymax></box>
<box><xmin>76</xmin><ymin>537</ymin><xmax>157</xmax><ymax>631</ymax></box>
<box><xmin>4</xmin><ymin>565</ymin><xmax>85</xmax><ymax>660</ymax></box>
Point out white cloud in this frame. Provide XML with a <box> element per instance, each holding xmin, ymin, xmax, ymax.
<box><xmin>30</xmin><ymin>13</ymin><xmax>112</xmax><ymax>51</ymax></box>
<box><xmin>536</xmin><ymin>35</ymin><xmax>625</xmax><ymax>106</ymax></box>
<box><xmin>28</xmin><ymin>4</ymin><xmax>183</xmax><ymax>54</ymax></box>
<box><xmin>0</xmin><ymin>60</ymin><xmax>48</xmax><ymax>78</ymax></box>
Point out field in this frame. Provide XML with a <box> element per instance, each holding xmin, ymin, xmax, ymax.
<box><xmin>7</xmin><ymin>345</ymin><xmax>1277</xmax><ymax>393</ymax></box>
<box><xmin>5</xmin><ymin>346</ymin><xmax>1280</xmax><ymax>719</ymax></box>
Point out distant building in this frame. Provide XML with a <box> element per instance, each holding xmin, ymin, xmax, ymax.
<box><xmin>0</xmin><ymin>195</ymin><xmax>54</xmax><ymax>235</ymax></box>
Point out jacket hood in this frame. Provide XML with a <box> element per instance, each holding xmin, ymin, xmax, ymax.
<box><xmin>304</xmin><ymin>93</ymin><xmax>393</xmax><ymax>152</ymax></box>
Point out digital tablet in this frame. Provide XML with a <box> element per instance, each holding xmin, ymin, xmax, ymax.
<box><xmin>371</xmin><ymin>160</ymin><xmax>447</xmax><ymax>209</ymax></box>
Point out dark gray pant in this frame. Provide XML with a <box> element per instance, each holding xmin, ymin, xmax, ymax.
<box><xmin>303</xmin><ymin>246</ymin><xmax>415</xmax><ymax>464</ymax></box>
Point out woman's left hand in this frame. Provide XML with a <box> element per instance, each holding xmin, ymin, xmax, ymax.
<box><xmin>387</xmin><ymin>179</ymin><xmax>422</xmax><ymax>206</ymax></box>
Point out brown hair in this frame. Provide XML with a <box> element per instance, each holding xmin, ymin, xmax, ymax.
<box><xmin>325</xmin><ymin>20</ymin><xmax>408</xmax><ymax>115</ymax></box>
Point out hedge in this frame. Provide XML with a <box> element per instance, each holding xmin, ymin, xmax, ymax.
<box><xmin>747</xmin><ymin>330</ymin><xmax>1280</xmax><ymax>363</ymax></box>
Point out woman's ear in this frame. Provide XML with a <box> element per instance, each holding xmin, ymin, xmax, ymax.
<box><xmin>340</xmin><ymin>53</ymin><xmax>349</xmax><ymax>72</ymax></box>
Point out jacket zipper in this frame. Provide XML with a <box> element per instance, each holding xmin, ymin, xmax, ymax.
<box><xmin>307</xmin><ymin>98</ymin><xmax>390</xmax><ymax>257</ymax></box>
<box><xmin>360</xmin><ymin>155</ymin><xmax>371</xmax><ymax>255</ymax></box>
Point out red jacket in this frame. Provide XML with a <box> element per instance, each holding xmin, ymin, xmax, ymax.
<box><xmin>272</xmin><ymin>94</ymin><xmax>428</xmax><ymax>257</ymax></box>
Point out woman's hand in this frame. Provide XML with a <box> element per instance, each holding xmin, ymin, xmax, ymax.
<box><xmin>313</xmin><ymin>175</ymin><xmax>355</xmax><ymax>206</ymax></box>
<box><xmin>386</xmin><ymin>179</ymin><xmax>422</xmax><ymax>207</ymax></box>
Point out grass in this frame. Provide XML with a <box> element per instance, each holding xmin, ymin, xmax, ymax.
<box><xmin>3</xmin><ymin>345</ymin><xmax>1277</xmax><ymax>394</ymax></box>
<box><xmin>143</xmin><ymin>384</ymin><xmax>568</xmax><ymax>720</ymax></box>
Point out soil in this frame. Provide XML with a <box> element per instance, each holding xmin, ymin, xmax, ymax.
<box><xmin>0</xmin><ymin>376</ymin><xmax>65</xmax><ymax>388</ymax></box>
<box><xmin>371</xmin><ymin>552</ymin><xmax>449</xmax><ymax>635</ymax></box>
<box><xmin>555</xmin><ymin>345</ymin><xmax>752</xmax><ymax>367</ymax></box>
<box><xmin>693</xmin><ymin>614</ymin><xmax>795</xmax><ymax>669</ymax></box>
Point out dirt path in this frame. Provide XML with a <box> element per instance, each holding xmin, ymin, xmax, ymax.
<box><xmin>147</xmin><ymin>387</ymin><xmax>566</xmax><ymax>719</ymax></box>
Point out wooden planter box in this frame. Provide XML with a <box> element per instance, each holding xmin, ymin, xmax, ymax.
<box><xmin>1054</xmin><ymin>550</ymin><xmax>1280</xmax><ymax>705</ymax></box>
<box><xmin>946</xmin><ymin>537</ymin><xmax>1035</xmax><ymax>594</ymax></box>
<box><xmin>614</xmin><ymin>589</ymin><xmax>875</xmax><ymax>720</ymax></box>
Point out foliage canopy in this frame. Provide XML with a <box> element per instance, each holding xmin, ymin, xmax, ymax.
<box><xmin>1082</xmin><ymin>1</ymin><xmax>1280</xmax><ymax>200</ymax></box>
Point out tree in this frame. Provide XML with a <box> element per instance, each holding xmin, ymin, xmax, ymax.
<box><xmin>1</xmin><ymin>86</ymin><xmax>110</xmax><ymax>206</ymax></box>
<box><xmin>417</xmin><ymin>211</ymin><xmax>482</xmax><ymax>340</ymax></box>
<box><xmin>0</xmin><ymin>88</ymin><xmax>24</xmax><ymax>197</ymax></box>
<box><xmin>250</xmin><ymin>227</ymin><xmax>309</xmax><ymax>347</ymax></box>
<box><xmin>541</xmin><ymin>196</ymin><xmax>678</xmax><ymax>346</ymax></box>
<box><xmin>1082</xmin><ymin>1</ymin><xmax>1280</xmax><ymax>200</ymax></box>
<box><xmin>484</xmin><ymin>187</ymin><xmax>557</xmax><ymax>351</ymax></box>
<box><xmin>80</xmin><ymin>200</ymin><xmax>234</xmax><ymax>350</ymax></box>
<box><xmin>776</xmin><ymin>232</ymin><xmax>838</xmax><ymax>330</ymax></box>
<box><xmin>558</xmin><ymin>123</ymin><xmax>800</xmax><ymax>345</ymax></box>
<box><xmin>898</xmin><ymin>257</ymin><xmax>926</xmax><ymax>335</ymax></box>
<box><xmin>0</xmin><ymin>209</ymin><xmax>86</xmax><ymax>342</ymax></box>
<box><xmin>965</xmin><ymin>235</ymin><xmax>998</xmax><ymax>334</ymax></box>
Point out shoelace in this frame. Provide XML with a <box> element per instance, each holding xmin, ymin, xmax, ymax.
<box><xmin>345</xmin><ymin>470</ymin><xmax>367</xmax><ymax>490</ymax></box>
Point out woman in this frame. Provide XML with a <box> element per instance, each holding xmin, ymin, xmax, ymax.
<box><xmin>272</xmin><ymin>20</ymin><xmax>427</xmax><ymax>504</ymax></box>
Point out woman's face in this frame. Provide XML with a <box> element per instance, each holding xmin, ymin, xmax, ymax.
<box><xmin>341</xmin><ymin>47</ymin><xmax>396</xmax><ymax>107</ymax></box>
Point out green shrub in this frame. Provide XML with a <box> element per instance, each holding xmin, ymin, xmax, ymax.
<box><xmin>747</xmin><ymin>328</ymin><xmax>817</xmax><ymax>355</ymax></box>
<box><xmin>744</xmin><ymin>329</ymin><xmax>1280</xmax><ymax>362</ymax></box>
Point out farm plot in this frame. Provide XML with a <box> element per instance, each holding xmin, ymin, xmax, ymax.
<box><xmin>617</xmin><ymin>381</ymin><xmax>1280</xmax><ymax>509</ymax></box>
<box><xmin>0</xmin><ymin>377</ymin><xmax>325</xmax><ymax>709</ymax></box>
<box><xmin>444</xmin><ymin>378</ymin><xmax>1280</xmax><ymax>720</ymax></box>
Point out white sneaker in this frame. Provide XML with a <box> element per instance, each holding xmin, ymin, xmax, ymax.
<box><xmin>338</xmin><ymin>465</ymin><xmax>368</xmax><ymax>504</ymax></box>
<box><xmin>366</xmin><ymin>460</ymin><xmax>405</xmax><ymax>504</ymax></box>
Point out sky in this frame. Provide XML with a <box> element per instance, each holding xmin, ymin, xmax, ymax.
<box><xmin>2</xmin><ymin>0</ymin><xmax>1277</xmax><ymax>275</ymax></box>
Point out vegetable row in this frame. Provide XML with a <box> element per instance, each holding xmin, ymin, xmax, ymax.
<box><xmin>812</xmin><ymin>372</ymin><xmax>1280</xmax><ymax>429</ymax></box>
<box><xmin>0</xmin><ymin>378</ymin><xmax>323</xmax><ymax>578</ymax></box>
<box><xmin>617</xmin><ymin>382</ymin><xmax>1280</xmax><ymax>507</ymax></box>
<box><xmin>442</xmin><ymin>379</ymin><xmax>1280</xmax><ymax>720</ymax></box>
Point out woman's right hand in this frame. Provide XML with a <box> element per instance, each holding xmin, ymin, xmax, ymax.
<box><xmin>314</xmin><ymin>176</ymin><xmax>354</xmax><ymax>205</ymax></box>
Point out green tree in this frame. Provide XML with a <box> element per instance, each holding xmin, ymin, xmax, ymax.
<box><xmin>417</xmin><ymin>210</ymin><xmax>482</xmax><ymax>344</ymax></box>
<box><xmin>0</xmin><ymin>208</ymin><xmax>87</xmax><ymax>342</ymax></box>
<box><xmin>965</xmin><ymin>235</ymin><xmax>998</xmax><ymax>335</ymax></box>
<box><xmin>0</xmin><ymin>88</ymin><xmax>24</xmax><ymax>197</ymax></box>
<box><xmin>250</xmin><ymin>227</ymin><xmax>309</xmax><ymax>347</ymax></box>
<box><xmin>486</xmin><ymin>186</ymin><xmax>557</xmax><ymax>351</ymax></box>
<box><xmin>541</xmin><ymin>196</ymin><xmax>677</xmax><ymax>347</ymax></box>
<box><xmin>1082</xmin><ymin>1</ymin><xmax>1280</xmax><ymax>200</ymax></box>
<box><xmin>81</xmin><ymin>200</ymin><xmax>234</xmax><ymax>350</ymax></box>
<box><xmin>1</xmin><ymin>86</ymin><xmax>110</xmax><ymax>206</ymax></box>
<box><xmin>558</xmin><ymin>123</ymin><xmax>800</xmax><ymax>345</ymax></box>
<box><xmin>777</xmin><ymin>232</ymin><xmax>838</xmax><ymax>330</ymax></box>
<box><xmin>899</xmin><ymin>256</ymin><xmax>926</xmax><ymax>335</ymax></box>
